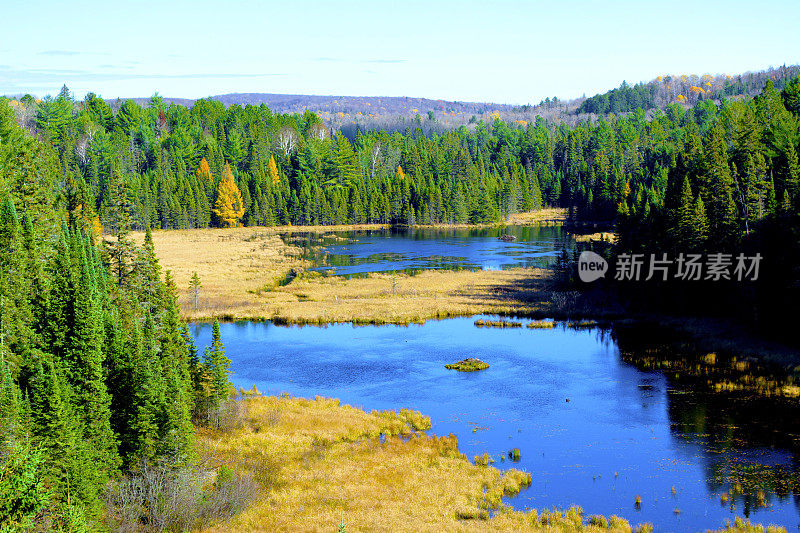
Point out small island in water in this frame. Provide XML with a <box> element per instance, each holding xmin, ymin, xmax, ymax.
<box><xmin>445</xmin><ymin>358</ymin><xmax>490</xmax><ymax>372</ymax></box>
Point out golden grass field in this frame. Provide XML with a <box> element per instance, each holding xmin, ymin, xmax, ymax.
<box><xmin>198</xmin><ymin>396</ymin><xmax>634</xmax><ymax>533</ymax></box>
<box><xmin>198</xmin><ymin>396</ymin><xmax>785</xmax><ymax>533</ymax></box>
<box><xmin>135</xmin><ymin>213</ymin><xmax>567</xmax><ymax>324</ymax></box>
<box><xmin>140</xmin><ymin>213</ymin><xmax>788</xmax><ymax>533</ymax></box>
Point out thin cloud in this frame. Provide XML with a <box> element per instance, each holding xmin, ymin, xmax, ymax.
<box><xmin>39</xmin><ymin>50</ymin><xmax>81</xmax><ymax>56</ymax></box>
<box><xmin>314</xmin><ymin>57</ymin><xmax>406</xmax><ymax>64</ymax></box>
<box><xmin>0</xmin><ymin>65</ymin><xmax>286</xmax><ymax>93</ymax></box>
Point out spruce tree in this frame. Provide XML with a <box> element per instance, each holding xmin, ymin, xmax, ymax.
<box><xmin>203</xmin><ymin>320</ymin><xmax>231</xmax><ymax>421</ymax></box>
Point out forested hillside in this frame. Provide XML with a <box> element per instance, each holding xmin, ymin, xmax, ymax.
<box><xmin>5</xmin><ymin>74</ymin><xmax>799</xmax><ymax>237</ymax></box>
<box><xmin>0</xmin><ymin>100</ymin><xmax>236</xmax><ymax>529</ymax></box>
<box><xmin>578</xmin><ymin>64</ymin><xmax>800</xmax><ymax>115</ymax></box>
<box><xmin>1</xmin><ymin>69</ymin><xmax>800</xmax><ymax>526</ymax></box>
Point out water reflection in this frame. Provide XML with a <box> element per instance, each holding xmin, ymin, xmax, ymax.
<box><xmin>192</xmin><ymin>317</ymin><xmax>800</xmax><ymax>531</ymax></box>
<box><xmin>282</xmin><ymin>225</ymin><xmax>566</xmax><ymax>275</ymax></box>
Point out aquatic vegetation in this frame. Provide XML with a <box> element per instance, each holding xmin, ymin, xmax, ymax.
<box><xmin>140</xmin><ymin>226</ymin><xmax>564</xmax><ymax>325</ymax></box>
<box><xmin>587</xmin><ymin>515</ymin><xmax>608</xmax><ymax>528</ymax></box>
<box><xmin>527</xmin><ymin>320</ymin><xmax>556</xmax><ymax>329</ymax></box>
<box><xmin>508</xmin><ymin>448</ymin><xmax>521</xmax><ymax>461</ymax></box>
<box><xmin>445</xmin><ymin>358</ymin><xmax>490</xmax><ymax>372</ymax></box>
<box><xmin>474</xmin><ymin>319</ymin><xmax>523</xmax><ymax>328</ymax></box>
<box><xmin>567</xmin><ymin>320</ymin><xmax>598</xmax><ymax>329</ymax></box>
<box><xmin>193</xmin><ymin>395</ymin><xmax>551</xmax><ymax>531</ymax></box>
<box><xmin>474</xmin><ymin>453</ymin><xmax>492</xmax><ymax>466</ymax></box>
<box><xmin>709</xmin><ymin>517</ymin><xmax>787</xmax><ymax>533</ymax></box>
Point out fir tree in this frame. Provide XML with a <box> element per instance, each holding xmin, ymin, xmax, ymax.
<box><xmin>202</xmin><ymin>320</ymin><xmax>231</xmax><ymax>421</ymax></box>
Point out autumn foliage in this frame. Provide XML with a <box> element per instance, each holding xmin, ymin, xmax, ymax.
<box><xmin>212</xmin><ymin>162</ymin><xmax>245</xmax><ymax>227</ymax></box>
<box><xmin>267</xmin><ymin>155</ymin><xmax>280</xmax><ymax>185</ymax></box>
<box><xmin>196</xmin><ymin>157</ymin><xmax>213</xmax><ymax>184</ymax></box>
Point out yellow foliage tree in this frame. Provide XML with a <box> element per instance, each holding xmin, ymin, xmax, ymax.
<box><xmin>396</xmin><ymin>165</ymin><xmax>405</xmax><ymax>180</ymax></box>
<box><xmin>267</xmin><ymin>155</ymin><xmax>280</xmax><ymax>186</ymax></box>
<box><xmin>213</xmin><ymin>162</ymin><xmax>245</xmax><ymax>227</ymax></box>
<box><xmin>196</xmin><ymin>157</ymin><xmax>213</xmax><ymax>184</ymax></box>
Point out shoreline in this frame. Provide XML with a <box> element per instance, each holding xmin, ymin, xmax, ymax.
<box><xmin>140</xmin><ymin>220</ymin><xmax>798</xmax><ymax>370</ymax></box>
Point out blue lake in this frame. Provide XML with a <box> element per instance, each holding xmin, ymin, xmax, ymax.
<box><xmin>192</xmin><ymin>317</ymin><xmax>800</xmax><ymax>532</ymax></box>
<box><xmin>282</xmin><ymin>225</ymin><xmax>567</xmax><ymax>275</ymax></box>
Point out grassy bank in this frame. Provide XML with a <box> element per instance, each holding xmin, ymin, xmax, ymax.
<box><xmin>197</xmin><ymin>395</ymin><xmax>644</xmax><ymax>532</ymax></box>
<box><xmin>136</xmin><ymin>223</ymin><xmax>564</xmax><ymax>324</ymax></box>
<box><xmin>196</xmin><ymin>395</ymin><xmax>786</xmax><ymax>533</ymax></box>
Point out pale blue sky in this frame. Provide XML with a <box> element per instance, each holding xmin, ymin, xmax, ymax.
<box><xmin>2</xmin><ymin>0</ymin><xmax>799</xmax><ymax>104</ymax></box>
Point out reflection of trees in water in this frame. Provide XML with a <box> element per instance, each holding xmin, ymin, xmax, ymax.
<box><xmin>279</xmin><ymin>226</ymin><xmax>565</xmax><ymax>274</ymax></box>
<box><xmin>611</xmin><ymin>321</ymin><xmax>800</xmax><ymax>517</ymax></box>
<box><xmin>705</xmin><ymin>457</ymin><xmax>800</xmax><ymax>517</ymax></box>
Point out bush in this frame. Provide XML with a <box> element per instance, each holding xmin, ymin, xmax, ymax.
<box><xmin>196</xmin><ymin>398</ymin><xmax>248</xmax><ymax>431</ymax></box>
<box><xmin>104</xmin><ymin>459</ymin><xmax>258</xmax><ymax>532</ymax></box>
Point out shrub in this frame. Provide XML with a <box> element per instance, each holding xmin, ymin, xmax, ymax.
<box><xmin>104</xmin><ymin>459</ymin><xmax>259</xmax><ymax>532</ymax></box>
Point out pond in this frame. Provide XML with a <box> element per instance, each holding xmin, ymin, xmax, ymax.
<box><xmin>281</xmin><ymin>225</ymin><xmax>567</xmax><ymax>275</ymax></box>
<box><xmin>192</xmin><ymin>317</ymin><xmax>800</xmax><ymax>532</ymax></box>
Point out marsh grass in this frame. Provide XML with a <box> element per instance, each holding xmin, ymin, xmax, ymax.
<box><xmin>527</xmin><ymin>320</ymin><xmax>556</xmax><ymax>329</ymax></box>
<box><xmin>446</xmin><ymin>358</ymin><xmax>490</xmax><ymax>372</ymax></box>
<box><xmin>474</xmin><ymin>319</ymin><xmax>523</xmax><ymax>328</ymax></box>
<box><xmin>138</xmin><ymin>226</ymin><xmax>562</xmax><ymax>325</ymax></box>
<box><xmin>195</xmin><ymin>395</ymin><xmax>671</xmax><ymax>533</ymax></box>
<box><xmin>191</xmin><ymin>395</ymin><xmax>785</xmax><ymax>532</ymax></box>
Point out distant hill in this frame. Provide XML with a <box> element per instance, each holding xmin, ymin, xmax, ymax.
<box><xmin>120</xmin><ymin>93</ymin><xmax>517</xmax><ymax>116</ymax></box>
<box><xmin>104</xmin><ymin>63</ymin><xmax>800</xmax><ymax>132</ymax></box>
<box><xmin>577</xmin><ymin>64</ymin><xmax>800</xmax><ymax>115</ymax></box>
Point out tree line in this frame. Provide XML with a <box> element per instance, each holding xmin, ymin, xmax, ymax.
<box><xmin>0</xmin><ymin>100</ymin><xmax>233</xmax><ymax>529</ymax></box>
<box><xmin>1</xmin><ymin>71</ymin><xmax>800</xmax><ymax>525</ymax></box>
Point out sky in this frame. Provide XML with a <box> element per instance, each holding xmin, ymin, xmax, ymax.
<box><xmin>2</xmin><ymin>0</ymin><xmax>799</xmax><ymax>105</ymax></box>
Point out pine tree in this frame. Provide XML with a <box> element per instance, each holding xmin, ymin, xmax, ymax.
<box><xmin>157</xmin><ymin>271</ymin><xmax>194</xmax><ymax>461</ymax></box>
<box><xmin>66</xmin><ymin>234</ymin><xmax>119</xmax><ymax>483</ymax></box>
<box><xmin>692</xmin><ymin>194</ymin><xmax>708</xmax><ymax>250</ymax></box>
<box><xmin>212</xmin><ymin>162</ymin><xmax>245</xmax><ymax>227</ymax></box>
<box><xmin>203</xmin><ymin>320</ymin><xmax>231</xmax><ymax>422</ymax></box>
<box><xmin>189</xmin><ymin>272</ymin><xmax>201</xmax><ymax>311</ymax></box>
<box><xmin>105</xmin><ymin>174</ymin><xmax>136</xmax><ymax>287</ymax></box>
<box><xmin>702</xmin><ymin>125</ymin><xmax>740</xmax><ymax>247</ymax></box>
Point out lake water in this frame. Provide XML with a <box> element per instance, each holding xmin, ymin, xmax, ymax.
<box><xmin>192</xmin><ymin>317</ymin><xmax>800</xmax><ymax>532</ymax></box>
<box><xmin>282</xmin><ymin>225</ymin><xmax>567</xmax><ymax>275</ymax></box>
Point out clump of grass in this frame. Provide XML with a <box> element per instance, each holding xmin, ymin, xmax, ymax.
<box><xmin>455</xmin><ymin>508</ymin><xmax>489</xmax><ymax>520</ymax></box>
<box><xmin>721</xmin><ymin>492</ymin><xmax>729</xmax><ymax>504</ymax></box>
<box><xmin>508</xmin><ymin>448</ymin><xmax>521</xmax><ymax>461</ymax></box>
<box><xmin>756</xmin><ymin>490</ymin><xmax>767</xmax><ymax>508</ymax></box>
<box><xmin>527</xmin><ymin>320</ymin><xmax>556</xmax><ymax>329</ymax></box>
<box><xmin>474</xmin><ymin>453</ymin><xmax>491</xmax><ymax>467</ymax></box>
<box><xmin>588</xmin><ymin>515</ymin><xmax>608</xmax><ymax>528</ymax></box>
<box><xmin>445</xmin><ymin>358</ymin><xmax>489</xmax><ymax>372</ymax></box>
<box><xmin>474</xmin><ymin>319</ymin><xmax>523</xmax><ymax>328</ymax></box>
<box><xmin>567</xmin><ymin>320</ymin><xmax>598</xmax><ymax>329</ymax></box>
<box><xmin>634</xmin><ymin>495</ymin><xmax>642</xmax><ymax>509</ymax></box>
